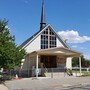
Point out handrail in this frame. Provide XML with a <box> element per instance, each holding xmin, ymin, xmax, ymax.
<box><xmin>43</xmin><ymin>64</ymin><xmax>48</xmax><ymax>73</ymax></box>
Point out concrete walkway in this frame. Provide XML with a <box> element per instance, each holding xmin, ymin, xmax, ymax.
<box><xmin>1</xmin><ymin>76</ymin><xmax>90</xmax><ymax>90</ymax></box>
<box><xmin>0</xmin><ymin>84</ymin><xmax>8</xmax><ymax>90</ymax></box>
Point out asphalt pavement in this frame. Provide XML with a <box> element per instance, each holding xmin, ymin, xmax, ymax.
<box><xmin>4</xmin><ymin>76</ymin><xmax>90</xmax><ymax>90</ymax></box>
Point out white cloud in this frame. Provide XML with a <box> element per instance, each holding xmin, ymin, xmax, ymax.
<box><xmin>58</xmin><ymin>30</ymin><xmax>90</xmax><ymax>43</ymax></box>
<box><xmin>5</xmin><ymin>26</ymin><xmax>10</xmax><ymax>29</ymax></box>
<box><xmin>84</xmin><ymin>54</ymin><xmax>90</xmax><ymax>60</ymax></box>
<box><xmin>72</xmin><ymin>45</ymin><xmax>77</xmax><ymax>48</ymax></box>
<box><xmin>71</xmin><ymin>45</ymin><xmax>87</xmax><ymax>50</ymax></box>
<box><xmin>80</xmin><ymin>47</ymin><xmax>87</xmax><ymax>50</ymax></box>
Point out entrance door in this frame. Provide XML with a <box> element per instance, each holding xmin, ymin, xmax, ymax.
<box><xmin>40</xmin><ymin>56</ymin><xmax>57</xmax><ymax>68</ymax></box>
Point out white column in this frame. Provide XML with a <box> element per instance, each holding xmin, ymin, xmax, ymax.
<box><xmin>66</xmin><ymin>57</ymin><xmax>72</xmax><ymax>69</ymax></box>
<box><xmin>36</xmin><ymin>54</ymin><xmax>39</xmax><ymax>78</ymax></box>
<box><xmin>79</xmin><ymin>56</ymin><xmax>82</xmax><ymax>75</ymax></box>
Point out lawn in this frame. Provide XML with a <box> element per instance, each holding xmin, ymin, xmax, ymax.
<box><xmin>72</xmin><ymin>70</ymin><xmax>90</xmax><ymax>76</ymax></box>
<box><xmin>82</xmin><ymin>72</ymin><xmax>90</xmax><ymax>76</ymax></box>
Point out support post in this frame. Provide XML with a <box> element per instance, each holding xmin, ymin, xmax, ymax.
<box><xmin>36</xmin><ymin>54</ymin><xmax>39</xmax><ymax>78</ymax></box>
<box><xmin>79</xmin><ymin>56</ymin><xmax>82</xmax><ymax>75</ymax></box>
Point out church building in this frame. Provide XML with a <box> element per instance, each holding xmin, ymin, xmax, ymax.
<box><xmin>20</xmin><ymin>0</ymin><xmax>81</xmax><ymax>77</ymax></box>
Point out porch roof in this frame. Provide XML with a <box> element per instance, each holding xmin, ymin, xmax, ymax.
<box><xmin>29</xmin><ymin>47</ymin><xmax>81</xmax><ymax>57</ymax></box>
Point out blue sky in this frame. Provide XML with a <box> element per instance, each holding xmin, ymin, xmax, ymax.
<box><xmin>0</xmin><ymin>0</ymin><xmax>90</xmax><ymax>59</ymax></box>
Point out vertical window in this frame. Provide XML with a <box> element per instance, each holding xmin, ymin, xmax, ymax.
<box><xmin>41</xmin><ymin>28</ymin><xmax>56</xmax><ymax>49</ymax></box>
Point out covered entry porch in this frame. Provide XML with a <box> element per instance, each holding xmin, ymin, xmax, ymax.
<box><xmin>40</xmin><ymin>55</ymin><xmax>57</xmax><ymax>68</ymax></box>
<box><xmin>29</xmin><ymin>47</ymin><xmax>81</xmax><ymax>77</ymax></box>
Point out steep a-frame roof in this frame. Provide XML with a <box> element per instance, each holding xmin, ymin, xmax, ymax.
<box><xmin>20</xmin><ymin>0</ymin><xmax>70</xmax><ymax>49</ymax></box>
<box><xmin>20</xmin><ymin>30</ymin><xmax>40</xmax><ymax>48</ymax></box>
<box><xmin>20</xmin><ymin>24</ymin><xmax>69</xmax><ymax>49</ymax></box>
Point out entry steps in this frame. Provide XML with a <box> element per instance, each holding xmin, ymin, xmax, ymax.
<box><xmin>44</xmin><ymin>72</ymin><xmax>69</xmax><ymax>77</ymax></box>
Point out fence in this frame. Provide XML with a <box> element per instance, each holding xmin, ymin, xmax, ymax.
<box><xmin>72</xmin><ymin>67</ymin><xmax>90</xmax><ymax>76</ymax></box>
<box><xmin>1</xmin><ymin>67</ymin><xmax>90</xmax><ymax>78</ymax></box>
<box><xmin>72</xmin><ymin>67</ymin><xmax>90</xmax><ymax>72</ymax></box>
<box><xmin>0</xmin><ymin>68</ymin><xmax>66</xmax><ymax>78</ymax></box>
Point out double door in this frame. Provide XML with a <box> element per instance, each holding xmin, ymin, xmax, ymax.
<box><xmin>40</xmin><ymin>55</ymin><xmax>57</xmax><ymax>68</ymax></box>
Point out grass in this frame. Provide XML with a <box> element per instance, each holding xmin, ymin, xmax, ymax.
<box><xmin>82</xmin><ymin>72</ymin><xmax>90</xmax><ymax>76</ymax></box>
<box><xmin>72</xmin><ymin>70</ymin><xmax>90</xmax><ymax>76</ymax></box>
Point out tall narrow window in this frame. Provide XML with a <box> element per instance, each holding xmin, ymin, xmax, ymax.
<box><xmin>49</xmin><ymin>29</ymin><xmax>56</xmax><ymax>48</ymax></box>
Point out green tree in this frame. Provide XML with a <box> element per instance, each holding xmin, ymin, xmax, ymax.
<box><xmin>72</xmin><ymin>56</ymin><xmax>79</xmax><ymax>67</ymax></box>
<box><xmin>0</xmin><ymin>19</ymin><xmax>26</xmax><ymax>69</ymax></box>
<box><xmin>72</xmin><ymin>55</ymin><xmax>90</xmax><ymax>67</ymax></box>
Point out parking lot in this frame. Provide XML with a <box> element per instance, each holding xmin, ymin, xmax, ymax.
<box><xmin>3</xmin><ymin>76</ymin><xmax>90</xmax><ymax>90</ymax></box>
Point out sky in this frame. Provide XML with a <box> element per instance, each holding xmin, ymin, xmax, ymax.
<box><xmin>0</xmin><ymin>0</ymin><xmax>90</xmax><ymax>59</ymax></box>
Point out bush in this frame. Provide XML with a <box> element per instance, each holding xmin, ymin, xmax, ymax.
<box><xmin>0</xmin><ymin>72</ymin><xmax>12</xmax><ymax>83</ymax></box>
<box><xmin>2</xmin><ymin>75</ymin><xmax>12</xmax><ymax>80</ymax></box>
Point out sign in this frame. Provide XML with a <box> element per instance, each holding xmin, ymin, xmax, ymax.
<box><xmin>35</xmin><ymin>69</ymin><xmax>39</xmax><ymax>74</ymax></box>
